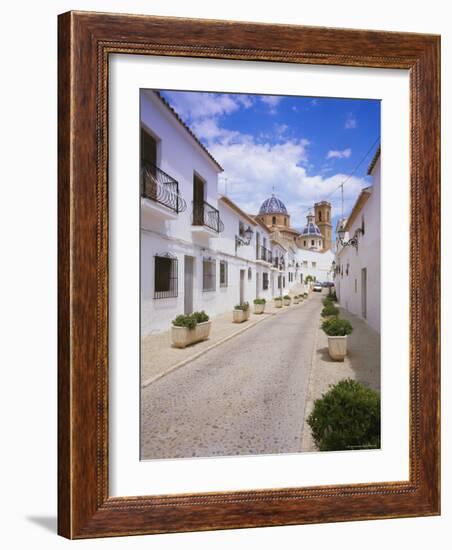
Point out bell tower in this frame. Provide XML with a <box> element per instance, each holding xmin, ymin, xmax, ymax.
<box><xmin>314</xmin><ymin>201</ymin><xmax>332</xmax><ymax>251</ymax></box>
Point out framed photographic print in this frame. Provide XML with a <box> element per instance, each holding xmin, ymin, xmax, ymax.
<box><xmin>58</xmin><ymin>11</ymin><xmax>440</xmax><ymax>538</ymax></box>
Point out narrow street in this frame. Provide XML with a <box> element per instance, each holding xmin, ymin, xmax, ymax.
<box><xmin>141</xmin><ymin>292</ymin><xmax>324</xmax><ymax>459</ymax></box>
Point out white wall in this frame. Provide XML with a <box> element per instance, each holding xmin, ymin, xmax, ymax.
<box><xmin>141</xmin><ymin>91</ymin><xmax>222</xmax><ymax>240</ymax></box>
<box><xmin>1</xmin><ymin>2</ymin><xmax>449</xmax><ymax>550</ymax></box>
<box><xmin>335</xmin><ymin>158</ymin><xmax>381</xmax><ymax>332</ymax></box>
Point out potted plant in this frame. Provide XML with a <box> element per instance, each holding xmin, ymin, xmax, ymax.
<box><xmin>283</xmin><ymin>294</ymin><xmax>291</xmax><ymax>306</ymax></box>
<box><xmin>253</xmin><ymin>298</ymin><xmax>266</xmax><ymax>314</ymax></box>
<box><xmin>243</xmin><ymin>301</ymin><xmax>250</xmax><ymax>320</ymax></box>
<box><xmin>273</xmin><ymin>296</ymin><xmax>283</xmax><ymax>308</ymax></box>
<box><xmin>321</xmin><ymin>303</ymin><xmax>339</xmax><ymax>319</ymax></box>
<box><xmin>321</xmin><ymin>317</ymin><xmax>353</xmax><ymax>361</ymax></box>
<box><xmin>233</xmin><ymin>303</ymin><xmax>248</xmax><ymax>323</ymax></box>
<box><xmin>192</xmin><ymin>310</ymin><xmax>211</xmax><ymax>341</ymax></box>
<box><xmin>171</xmin><ymin>311</ymin><xmax>211</xmax><ymax>348</ymax></box>
<box><xmin>303</xmin><ymin>292</ymin><xmax>308</xmax><ymax>299</ymax></box>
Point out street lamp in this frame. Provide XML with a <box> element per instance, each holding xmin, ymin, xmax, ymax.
<box><xmin>235</xmin><ymin>225</ymin><xmax>254</xmax><ymax>249</ymax></box>
<box><xmin>337</xmin><ymin>227</ymin><xmax>363</xmax><ymax>249</ymax></box>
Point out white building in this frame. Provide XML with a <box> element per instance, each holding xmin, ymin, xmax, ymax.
<box><xmin>334</xmin><ymin>147</ymin><xmax>381</xmax><ymax>333</ymax></box>
<box><xmin>141</xmin><ymin>90</ymin><xmax>334</xmax><ymax>335</ymax></box>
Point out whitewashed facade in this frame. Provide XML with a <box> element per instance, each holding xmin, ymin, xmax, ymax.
<box><xmin>334</xmin><ymin>150</ymin><xmax>381</xmax><ymax>333</ymax></box>
<box><xmin>141</xmin><ymin>90</ymin><xmax>335</xmax><ymax>335</ymax></box>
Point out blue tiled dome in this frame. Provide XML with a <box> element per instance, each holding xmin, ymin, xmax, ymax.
<box><xmin>258</xmin><ymin>194</ymin><xmax>288</xmax><ymax>215</ymax></box>
<box><xmin>301</xmin><ymin>223</ymin><xmax>322</xmax><ymax>236</ymax></box>
<box><xmin>301</xmin><ymin>211</ymin><xmax>322</xmax><ymax>236</ymax></box>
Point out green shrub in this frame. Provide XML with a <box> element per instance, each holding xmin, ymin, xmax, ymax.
<box><xmin>328</xmin><ymin>288</ymin><xmax>338</xmax><ymax>301</ymax></box>
<box><xmin>307</xmin><ymin>379</ymin><xmax>381</xmax><ymax>451</ymax></box>
<box><xmin>172</xmin><ymin>314</ymin><xmax>197</xmax><ymax>330</ymax></box>
<box><xmin>274</xmin><ymin>296</ymin><xmax>282</xmax><ymax>301</ymax></box>
<box><xmin>253</xmin><ymin>298</ymin><xmax>266</xmax><ymax>304</ymax></box>
<box><xmin>283</xmin><ymin>295</ymin><xmax>291</xmax><ymax>300</ymax></box>
<box><xmin>192</xmin><ymin>310</ymin><xmax>209</xmax><ymax>323</ymax></box>
<box><xmin>234</xmin><ymin>302</ymin><xmax>249</xmax><ymax>311</ymax></box>
<box><xmin>321</xmin><ymin>317</ymin><xmax>353</xmax><ymax>336</ymax></box>
<box><xmin>321</xmin><ymin>303</ymin><xmax>339</xmax><ymax>318</ymax></box>
<box><xmin>323</xmin><ymin>296</ymin><xmax>334</xmax><ymax>306</ymax></box>
<box><xmin>303</xmin><ymin>292</ymin><xmax>308</xmax><ymax>297</ymax></box>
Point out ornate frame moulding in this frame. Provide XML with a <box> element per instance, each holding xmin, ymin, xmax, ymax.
<box><xmin>58</xmin><ymin>10</ymin><xmax>440</xmax><ymax>538</ymax></box>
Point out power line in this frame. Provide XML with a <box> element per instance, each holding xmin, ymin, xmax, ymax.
<box><xmin>300</xmin><ymin>136</ymin><xmax>380</xmax><ymax>218</ymax></box>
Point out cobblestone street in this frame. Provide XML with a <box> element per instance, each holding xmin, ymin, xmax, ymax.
<box><xmin>141</xmin><ymin>293</ymin><xmax>324</xmax><ymax>459</ymax></box>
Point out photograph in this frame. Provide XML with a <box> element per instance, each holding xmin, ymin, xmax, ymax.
<box><xmin>139</xmin><ymin>89</ymin><xmax>381</xmax><ymax>460</ymax></box>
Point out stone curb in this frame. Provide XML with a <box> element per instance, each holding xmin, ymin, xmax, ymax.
<box><xmin>141</xmin><ymin>299</ymin><xmax>310</xmax><ymax>389</ymax></box>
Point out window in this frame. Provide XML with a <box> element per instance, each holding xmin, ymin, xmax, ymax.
<box><xmin>361</xmin><ymin>215</ymin><xmax>365</xmax><ymax>235</ymax></box>
<box><xmin>311</xmin><ymin>240</ymin><xmax>314</xmax><ymax>246</ymax></box>
<box><xmin>277</xmin><ymin>275</ymin><xmax>282</xmax><ymax>289</ymax></box>
<box><xmin>283</xmin><ymin>276</ymin><xmax>286</xmax><ymax>288</ymax></box>
<box><xmin>312</xmin><ymin>262</ymin><xmax>317</xmax><ymax>269</ymax></box>
<box><xmin>154</xmin><ymin>253</ymin><xmax>178</xmax><ymax>299</ymax></box>
<box><xmin>303</xmin><ymin>240</ymin><xmax>306</xmax><ymax>246</ymax></box>
<box><xmin>284</xmin><ymin>218</ymin><xmax>287</xmax><ymax>226</ymax></box>
<box><xmin>239</xmin><ymin>220</ymin><xmax>245</xmax><ymax>237</ymax></box>
<box><xmin>303</xmin><ymin>261</ymin><xmax>308</xmax><ymax>268</ymax></box>
<box><xmin>327</xmin><ymin>211</ymin><xmax>329</xmax><ymax>221</ymax></box>
<box><xmin>318</xmin><ymin>211</ymin><xmax>322</xmax><ymax>222</ymax></box>
<box><xmin>202</xmin><ymin>258</ymin><xmax>216</xmax><ymax>291</ymax></box>
<box><xmin>263</xmin><ymin>272</ymin><xmax>269</xmax><ymax>290</ymax></box>
<box><xmin>272</xmin><ymin>216</ymin><xmax>276</xmax><ymax>225</ymax></box>
<box><xmin>220</xmin><ymin>260</ymin><xmax>228</xmax><ymax>288</ymax></box>
<box><xmin>355</xmin><ymin>278</ymin><xmax>358</xmax><ymax>293</ymax></box>
<box><xmin>248</xmin><ymin>267</ymin><xmax>252</xmax><ymax>280</ymax></box>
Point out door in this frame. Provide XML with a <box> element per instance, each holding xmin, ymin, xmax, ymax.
<box><xmin>193</xmin><ymin>174</ymin><xmax>205</xmax><ymax>225</ymax></box>
<box><xmin>141</xmin><ymin>128</ymin><xmax>158</xmax><ymax>198</ymax></box>
<box><xmin>184</xmin><ymin>256</ymin><xmax>194</xmax><ymax>315</ymax></box>
<box><xmin>240</xmin><ymin>269</ymin><xmax>245</xmax><ymax>304</ymax></box>
<box><xmin>361</xmin><ymin>267</ymin><xmax>367</xmax><ymax>319</ymax></box>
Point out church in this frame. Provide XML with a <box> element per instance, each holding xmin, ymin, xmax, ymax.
<box><xmin>254</xmin><ymin>192</ymin><xmax>335</xmax><ymax>285</ymax></box>
<box><xmin>255</xmin><ymin>194</ymin><xmax>333</xmax><ymax>253</ymax></box>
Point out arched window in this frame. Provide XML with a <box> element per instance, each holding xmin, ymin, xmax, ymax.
<box><xmin>327</xmin><ymin>211</ymin><xmax>330</xmax><ymax>221</ymax></box>
<box><xmin>272</xmin><ymin>216</ymin><xmax>276</xmax><ymax>225</ymax></box>
<box><xmin>318</xmin><ymin>211</ymin><xmax>322</xmax><ymax>222</ymax></box>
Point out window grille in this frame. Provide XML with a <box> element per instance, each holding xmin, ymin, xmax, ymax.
<box><xmin>203</xmin><ymin>258</ymin><xmax>216</xmax><ymax>292</ymax></box>
<box><xmin>220</xmin><ymin>260</ymin><xmax>228</xmax><ymax>288</ymax></box>
<box><xmin>154</xmin><ymin>253</ymin><xmax>178</xmax><ymax>299</ymax></box>
<box><xmin>263</xmin><ymin>272</ymin><xmax>269</xmax><ymax>290</ymax></box>
<box><xmin>248</xmin><ymin>267</ymin><xmax>252</xmax><ymax>280</ymax></box>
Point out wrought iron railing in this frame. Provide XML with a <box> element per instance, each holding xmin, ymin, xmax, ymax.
<box><xmin>141</xmin><ymin>160</ymin><xmax>187</xmax><ymax>214</ymax></box>
<box><xmin>192</xmin><ymin>200</ymin><xmax>224</xmax><ymax>233</ymax></box>
<box><xmin>258</xmin><ymin>246</ymin><xmax>273</xmax><ymax>263</ymax></box>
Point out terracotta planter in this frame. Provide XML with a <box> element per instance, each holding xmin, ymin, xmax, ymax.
<box><xmin>171</xmin><ymin>320</ymin><xmax>211</xmax><ymax>349</ymax></box>
<box><xmin>274</xmin><ymin>299</ymin><xmax>283</xmax><ymax>308</ymax></box>
<box><xmin>233</xmin><ymin>309</ymin><xmax>247</xmax><ymax>323</ymax></box>
<box><xmin>253</xmin><ymin>303</ymin><xmax>266</xmax><ymax>314</ymax></box>
<box><xmin>327</xmin><ymin>335</ymin><xmax>348</xmax><ymax>361</ymax></box>
<box><xmin>283</xmin><ymin>298</ymin><xmax>291</xmax><ymax>306</ymax></box>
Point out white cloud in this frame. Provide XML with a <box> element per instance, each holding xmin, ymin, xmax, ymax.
<box><xmin>326</xmin><ymin>148</ymin><xmax>352</xmax><ymax>159</ymax></box>
<box><xmin>210</xmin><ymin>135</ymin><xmax>366</xmax><ymax>224</ymax></box>
<box><xmin>261</xmin><ymin>96</ymin><xmax>281</xmax><ymax>107</ymax></box>
<box><xmin>345</xmin><ymin>114</ymin><xmax>357</xmax><ymax>129</ymax></box>
<box><xmin>163</xmin><ymin>91</ymin><xmax>252</xmax><ymax>122</ymax></box>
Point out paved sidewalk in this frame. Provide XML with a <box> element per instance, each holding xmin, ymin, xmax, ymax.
<box><xmin>301</xmin><ymin>306</ymin><xmax>381</xmax><ymax>452</ymax></box>
<box><xmin>141</xmin><ymin>297</ymin><xmax>311</xmax><ymax>386</ymax></box>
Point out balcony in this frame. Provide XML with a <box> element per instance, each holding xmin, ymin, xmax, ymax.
<box><xmin>141</xmin><ymin>161</ymin><xmax>187</xmax><ymax>219</ymax></box>
<box><xmin>257</xmin><ymin>245</ymin><xmax>273</xmax><ymax>265</ymax></box>
<box><xmin>192</xmin><ymin>200</ymin><xmax>224</xmax><ymax>237</ymax></box>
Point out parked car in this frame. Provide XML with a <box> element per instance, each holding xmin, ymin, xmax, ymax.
<box><xmin>313</xmin><ymin>283</ymin><xmax>323</xmax><ymax>292</ymax></box>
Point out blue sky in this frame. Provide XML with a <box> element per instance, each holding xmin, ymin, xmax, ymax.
<box><xmin>160</xmin><ymin>90</ymin><xmax>380</xmax><ymax>232</ymax></box>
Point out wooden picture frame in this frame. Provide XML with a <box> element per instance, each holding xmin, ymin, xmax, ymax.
<box><xmin>58</xmin><ymin>11</ymin><xmax>440</xmax><ymax>538</ymax></box>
